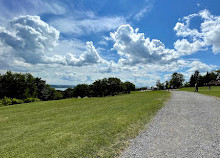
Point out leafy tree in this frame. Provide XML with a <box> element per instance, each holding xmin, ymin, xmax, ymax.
<box><xmin>203</xmin><ymin>72</ymin><xmax>211</xmax><ymax>85</ymax></box>
<box><xmin>74</xmin><ymin>84</ymin><xmax>91</xmax><ymax>98</ymax></box>
<box><xmin>210</xmin><ymin>72</ymin><xmax>218</xmax><ymax>81</ymax></box>
<box><xmin>107</xmin><ymin>77</ymin><xmax>122</xmax><ymax>95</ymax></box>
<box><xmin>63</xmin><ymin>88</ymin><xmax>75</xmax><ymax>98</ymax></box>
<box><xmin>170</xmin><ymin>72</ymin><xmax>185</xmax><ymax>88</ymax></box>
<box><xmin>91</xmin><ymin>79</ymin><xmax>108</xmax><ymax>97</ymax></box>
<box><xmin>0</xmin><ymin>71</ymin><xmax>63</xmax><ymax>101</ymax></box>
<box><xmin>90</xmin><ymin>77</ymin><xmax>135</xmax><ymax>97</ymax></box>
<box><xmin>49</xmin><ymin>88</ymin><xmax>63</xmax><ymax>100</ymax></box>
<box><xmin>190</xmin><ymin>70</ymin><xmax>205</xmax><ymax>86</ymax></box>
<box><xmin>156</xmin><ymin>80</ymin><xmax>164</xmax><ymax>90</ymax></box>
<box><xmin>123</xmin><ymin>82</ymin><xmax>135</xmax><ymax>93</ymax></box>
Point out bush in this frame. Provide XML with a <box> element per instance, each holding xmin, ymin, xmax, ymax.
<box><xmin>0</xmin><ymin>100</ymin><xmax>3</xmax><ymax>107</ymax></box>
<box><xmin>12</xmin><ymin>98</ymin><xmax>24</xmax><ymax>104</ymax></box>
<box><xmin>24</xmin><ymin>98</ymin><xmax>40</xmax><ymax>103</ymax></box>
<box><xmin>1</xmin><ymin>97</ymin><xmax>12</xmax><ymax>106</ymax></box>
<box><xmin>50</xmin><ymin>89</ymin><xmax>63</xmax><ymax>100</ymax></box>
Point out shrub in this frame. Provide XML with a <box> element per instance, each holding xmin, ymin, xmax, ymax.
<box><xmin>12</xmin><ymin>98</ymin><xmax>24</xmax><ymax>104</ymax></box>
<box><xmin>1</xmin><ymin>97</ymin><xmax>12</xmax><ymax>106</ymax></box>
<box><xmin>0</xmin><ymin>100</ymin><xmax>3</xmax><ymax>107</ymax></box>
<box><xmin>24</xmin><ymin>98</ymin><xmax>40</xmax><ymax>103</ymax></box>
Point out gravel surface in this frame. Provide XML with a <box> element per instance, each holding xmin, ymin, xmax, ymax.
<box><xmin>120</xmin><ymin>91</ymin><xmax>220</xmax><ymax>158</ymax></box>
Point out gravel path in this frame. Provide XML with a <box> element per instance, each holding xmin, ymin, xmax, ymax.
<box><xmin>120</xmin><ymin>91</ymin><xmax>220</xmax><ymax>158</ymax></box>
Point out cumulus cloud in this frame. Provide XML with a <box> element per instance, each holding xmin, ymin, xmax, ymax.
<box><xmin>187</xmin><ymin>60</ymin><xmax>217</xmax><ymax>73</ymax></box>
<box><xmin>110</xmin><ymin>24</ymin><xmax>178</xmax><ymax>66</ymax></box>
<box><xmin>0</xmin><ymin>15</ymin><xmax>106</xmax><ymax>66</ymax></box>
<box><xmin>0</xmin><ymin>15</ymin><xmax>59</xmax><ymax>64</ymax></box>
<box><xmin>0</xmin><ymin>10</ymin><xmax>219</xmax><ymax>87</ymax></box>
<box><xmin>43</xmin><ymin>41</ymin><xmax>106</xmax><ymax>66</ymax></box>
<box><xmin>65</xmin><ymin>41</ymin><xmax>104</xmax><ymax>66</ymax></box>
<box><xmin>174</xmin><ymin>9</ymin><xmax>220</xmax><ymax>54</ymax></box>
<box><xmin>174</xmin><ymin>39</ymin><xmax>205</xmax><ymax>55</ymax></box>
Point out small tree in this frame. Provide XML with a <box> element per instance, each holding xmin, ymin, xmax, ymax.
<box><xmin>123</xmin><ymin>82</ymin><xmax>135</xmax><ymax>93</ymax></box>
<box><xmin>156</xmin><ymin>80</ymin><xmax>164</xmax><ymax>90</ymax></box>
<box><xmin>170</xmin><ymin>72</ymin><xmax>185</xmax><ymax>88</ymax></box>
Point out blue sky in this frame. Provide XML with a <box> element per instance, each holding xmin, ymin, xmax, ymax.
<box><xmin>0</xmin><ymin>0</ymin><xmax>219</xmax><ymax>86</ymax></box>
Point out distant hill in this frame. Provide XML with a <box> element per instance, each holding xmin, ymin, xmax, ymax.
<box><xmin>50</xmin><ymin>85</ymin><xmax>75</xmax><ymax>89</ymax></box>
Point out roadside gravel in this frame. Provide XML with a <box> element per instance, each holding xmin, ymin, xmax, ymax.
<box><xmin>120</xmin><ymin>91</ymin><xmax>220</xmax><ymax>158</ymax></box>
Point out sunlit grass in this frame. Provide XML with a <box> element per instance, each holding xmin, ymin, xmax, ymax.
<box><xmin>0</xmin><ymin>91</ymin><xmax>170</xmax><ymax>158</ymax></box>
<box><xmin>179</xmin><ymin>86</ymin><xmax>220</xmax><ymax>98</ymax></box>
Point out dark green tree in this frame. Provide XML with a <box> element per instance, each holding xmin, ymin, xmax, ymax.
<box><xmin>170</xmin><ymin>72</ymin><xmax>185</xmax><ymax>88</ymax></box>
<box><xmin>123</xmin><ymin>82</ymin><xmax>135</xmax><ymax>93</ymax></box>
<box><xmin>156</xmin><ymin>80</ymin><xmax>164</xmax><ymax>90</ymax></box>
<box><xmin>107</xmin><ymin>77</ymin><xmax>122</xmax><ymax>96</ymax></box>
<box><xmin>74</xmin><ymin>84</ymin><xmax>90</xmax><ymax>98</ymax></box>
<box><xmin>63</xmin><ymin>88</ymin><xmax>75</xmax><ymax>98</ymax></box>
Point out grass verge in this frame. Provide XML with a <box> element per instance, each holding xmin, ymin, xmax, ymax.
<box><xmin>179</xmin><ymin>86</ymin><xmax>220</xmax><ymax>98</ymax></box>
<box><xmin>0</xmin><ymin>91</ymin><xmax>170</xmax><ymax>158</ymax></box>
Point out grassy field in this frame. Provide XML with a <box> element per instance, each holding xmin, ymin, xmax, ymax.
<box><xmin>0</xmin><ymin>91</ymin><xmax>170</xmax><ymax>158</ymax></box>
<box><xmin>179</xmin><ymin>86</ymin><xmax>220</xmax><ymax>98</ymax></box>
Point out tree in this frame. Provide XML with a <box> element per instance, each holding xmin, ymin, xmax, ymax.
<box><xmin>0</xmin><ymin>71</ymin><xmax>62</xmax><ymax>101</ymax></box>
<box><xmin>74</xmin><ymin>84</ymin><xmax>90</xmax><ymax>98</ymax></box>
<box><xmin>170</xmin><ymin>72</ymin><xmax>185</xmax><ymax>88</ymax></box>
<box><xmin>63</xmin><ymin>88</ymin><xmax>75</xmax><ymax>98</ymax></box>
<box><xmin>204</xmin><ymin>72</ymin><xmax>211</xmax><ymax>85</ymax></box>
<box><xmin>156</xmin><ymin>80</ymin><xmax>164</xmax><ymax>90</ymax></box>
<box><xmin>49</xmin><ymin>88</ymin><xmax>63</xmax><ymax>100</ymax></box>
<box><xmin>189</xmin><ymin>70</ymin><xmax>205</xmax><ymax>86</ymax></box>
<box><xmin>123</xmin><ymin>82</ymin><xmax>135</xmax><ymax>93</ymax></box>
<box><xmin>91</xmin><ymin>79</ymin><xmax>107</xmax><ymax>97</ymax></box>
<box><xmin>165</xmin><ymin>81</ymin><xmax>170</xmax><ymax>89</ymax></box>
<box><xmin>189</xmin><ymin>74</ymin><xmax>196</xmax><ymax>87</ymax></box>
<box><xmin>210</xmin><ymin>72</ymin><xmax>218</xmax><ymax>81</ymax></box>
<box><xmin>107</xmin><ymin>77</ymin><xmax>122</xmax><ymax>95</ymax></box>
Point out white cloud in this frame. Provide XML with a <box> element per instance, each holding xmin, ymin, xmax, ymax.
<box><xmin>0</xmin><ymin>0</ymin><xmax>66</xmax><ymax>25</ymax></box>
<box><xmin>50</xmin><ymin>16</ymin><xmax>127</xmax><ymax>35</ymax></box>
<box><xmin>133</xmin><ymin>6</ymin><xmax>151</xmax><ymax>21</ymax></box>
<box><xmin>0</xmin><ymin>15</ymin><xmax>108</xmax><ymax>67</ymax></box>
<box><xmin>187</xmin><ymin>61</ymin><xmax>217</xmax><ymax>73</ymax></box>
<box><xmin>43</xmin><ymin>41</ymin><xmax>107</xmax><ymax>66</ymax></box>
<box><xmin>98</xmin><ymin>40</ymin><xmax>108</xmax><ymax>46</ymax></box>
<box><xmin>0</xmin><ymin>10</ymin><xmax>219</xmax><ymax>87</ymax></box>
<box><xmin>110</xmin><ymin>24</ymin><xmax>178</xmax><ymax>66</ymax></box>
<box><xmin>174</xmin><ymin>9</ymin><xmax>220</xmax><ymax>54</ymax></box>
<box><xmin>174</xmin><ymin>39</ymin><xmax>205</xmax><ymax>55</ymax></box>
<box><xmin>65</xmin><ymin>41</ymin><xmax>104</xmax><ymax>66</ymax></box>
<box><xmin>0</xmin><ymin>15</ymin><xmax>59</xmax><ymax>64</ymax></box>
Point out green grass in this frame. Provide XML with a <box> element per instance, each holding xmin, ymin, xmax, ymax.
<box><xmin>0</xmin><ymin>91</ymin><xmax>170</xmax><ymax>158</ymax></box>
<box><xmin>179</xmin><ymin>86</ymin><xmax>220</xmax><ymax>98</ymax></box>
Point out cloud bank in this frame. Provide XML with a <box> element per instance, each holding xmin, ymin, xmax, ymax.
<box><xmin>0</xmin><ymin>9</ymin><xmax>219</xmax><ymax>86</ymax></box>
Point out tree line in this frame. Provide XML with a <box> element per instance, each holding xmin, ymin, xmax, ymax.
<box><xmin>63</xmin><ymin>78</ymin><xmax>135</xmax><ymax>98</ymax></box>
<box><xmin>0</xmin><ymin>71</ymin><xmax>63</xmax><ymax>106</ymax></box>
<box><xmin>0</xmin><ymin>71</ymin><xmax>135</xmax><ymax>106</ymax></box>
<box><xmin>188</xmin><ymin>70</ymin><xmax>218</xmax><ymax>87</ymax></box>
<box><xmin>156</xmin><ymin>70</ymin><xmax>219</xmax><ymax>90</ymax></box>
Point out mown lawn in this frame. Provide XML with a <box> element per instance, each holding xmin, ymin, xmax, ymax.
<box><xmin>179</xmin><ymin>86</ymin><xmax>220</xmax><ymax>98</ymax></box>
<box><xmin>0</xmin><ymin>91</ymin><xmax>170</xmax><ymax>158</ymax></box>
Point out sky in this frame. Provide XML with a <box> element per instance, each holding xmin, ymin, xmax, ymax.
<box><xmin>0</xmin><ymin>0</ymin><xmax>220</xmax><ymax>87</ymax></box>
